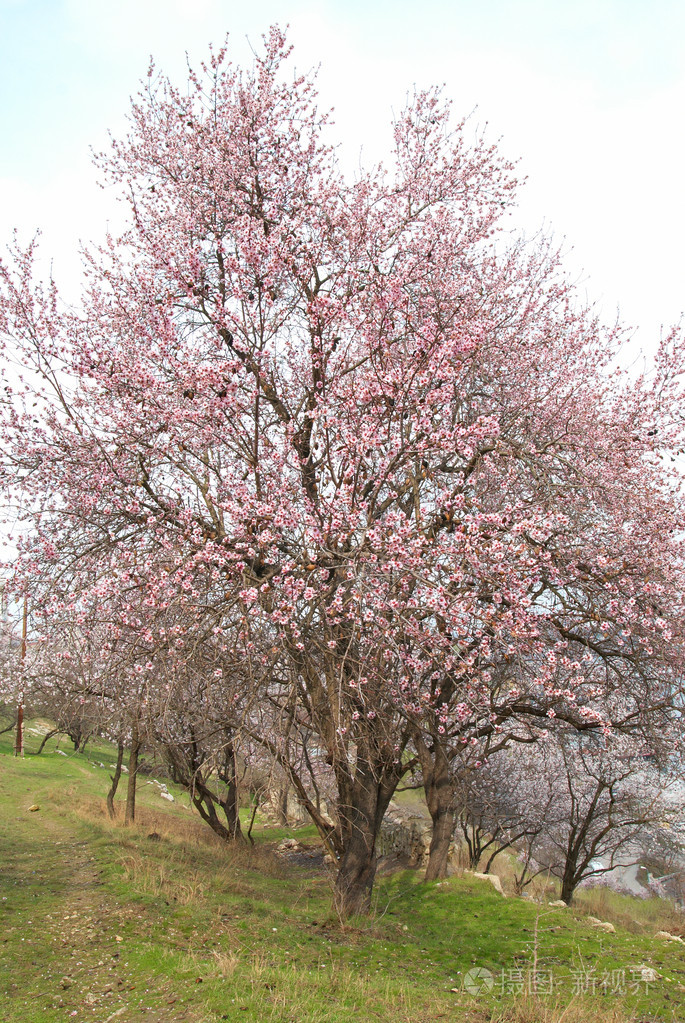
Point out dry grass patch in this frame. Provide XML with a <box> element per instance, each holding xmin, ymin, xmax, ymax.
<box><xmin>490</xmin><ymin>995</ymin><xmax>646</xmax><ymax>1022</ymax></box>
<box><xmin>113</xmin><ymin>838</ymin><xmax>287</xmax><ymax>905</ymax></box>
<box><xmin>575</xmin><ymin>886</ymin><xmax>685</xmax><ymax>937</ymax></box>
<box><xmin>116</xmin><ymin>853</ymin><xmax>211</xmax><ymax>904</ymax></box>
<box><xmin>75</xmin><ymin>794</ymin><xmax>285</xmax><ymax>872</ymax></box>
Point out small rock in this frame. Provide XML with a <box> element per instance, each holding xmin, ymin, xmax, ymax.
<box><xmin>60</xmin><ymin>977</ymin><xmax>73</xmax><ymax>989</ymax></box>
<box><xmin>548</xmin><ymin>900</ymin><xmax>568</xmax><ymax>908</ymax></box>
<box><xmin>470</xmin><ymin>871</ymin><xmax>505</xmax><ymax>896</ymax></box>
<box><xmin>160</xmin><ymin>791</ymin><xmax>174</xmax><ymax>802</ymax></box>
<box><xmin>27</xmin><ymin>805</ymin><xmax>40</xmax><ymax>812</ymax></box>
<box><xmin>589</xmin><ymin>919</ymin><xmax>615</xmax><ymax>933</ymax></box>
<box><xmin>104</xmin><ymin>1009</ymin><xmax>127</xmax><ymax>1022</ymax></box>
<box><xmin>637</xmin><ymin>966</ymin><xmax>659</xmax><ymax>983</ymax></box>
<box><xmin>278</xmin><ymin>838</ymin><xmax>301</xmax><ymax>851</ymax></box>
<box><xmin>654</xmin><ymin>930</ymin><xmax>685</xmax><ymax>943</ymax></box>
<box><xmin>84</xmin><ymin>992</ymin><xmax>97</xmax><ymax>1005</ymax></box>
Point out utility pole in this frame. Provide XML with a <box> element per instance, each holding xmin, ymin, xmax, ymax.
<box><xmin>14</xmin><ymin>595</ymin><xmax>27</xmax><ymax>758</ymax></box>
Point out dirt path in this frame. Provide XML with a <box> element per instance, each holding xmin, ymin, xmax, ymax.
<box><xmin>0</xmin><ymin>804</ymin><xmax>202</xmax><ymax>1023</ymax></box>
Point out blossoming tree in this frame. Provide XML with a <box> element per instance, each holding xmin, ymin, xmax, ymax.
<box><xmin>2</xmin><ymin>28</ymin><xmax>684</xmax><ymax>915</ymax></box>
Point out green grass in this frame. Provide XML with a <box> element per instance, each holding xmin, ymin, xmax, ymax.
<box><xmin>1</xmin><ymin>723</ymin><xmax>685</xmax><ymax>1022</ymax></box>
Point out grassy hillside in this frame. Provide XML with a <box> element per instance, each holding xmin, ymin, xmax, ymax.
<box><xmin>1</xmin><ymin>724</ymin><xmax>684</xmax><ymax>1022</ymax></box>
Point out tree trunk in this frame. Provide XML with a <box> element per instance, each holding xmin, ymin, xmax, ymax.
<box><xmin>124</xmin><ymin>725</ymin><xmax>141</xmax><ymax>826</ymax></box>
<box><xmin>560</xmin><ymin>858</ymin><xmax>578</xmax><ymax>904</ymax></box>
<box><xmin>107</xmin><ymin>740</ymin><xmax>125</xmax><ymax>819</ymax></box>
<box><xmin>483</xmin><ymin>842</ymin><xmax>509</xmax><ymax>875</ymax></box>
<box><xmin>414</xmin><ymin>731</ymin><xmax>456</xmax><ymax>881</ymax></box>
<box><xmin>37</xmin><ymin>728</ymin><xmax>61</xmax><ymax>754</ymax></box>
<box><xmin>334</xmin><ymin>818</ymin><xmax>378</xmax><ymax>917</ymax></box>
<box><xmin>161</xmin><ymin>741</ymin><xmax>243</xmax><ymax>844</ymax></box>
<box><xmin>192</xmin><ymin>789</ymin><xmax>235</xmax><ymax>842</ymax></box>
<box><xmin>220</xmin><ymin>785</ymin><xmax>242</xmax><ymax>839</ymax></box>
<box><xmin>276</xmin><ymin>782</ymin><xmax>289</xmax><ymax>825</ymax></box>
<box><xmin>425</xmin><ymin>805</ymin><xmax>457</xmax><ymax>881</ymax></box>
<box><xmin>218</xmin><ymin>740</ymin><xmax>242</xmax><ymax>840</ymax></box>
<box><xmin>14</xmin><ymin>703</ymin><xmax>23</xmax><ymax>757</ymax></box>
<box><xmin>333</xmin><ymin>756</ymin><xmax>398</xmax><ymax>919</ymax></box>
<box><xmin>424</xmin><ymin>756</ymin><xmax>457</xmax><ymax>881</ymax></box>
<box><xmin>221</xmin><ymin>744</ymin><xmax>243</xmax><ymax>838</ymax></box>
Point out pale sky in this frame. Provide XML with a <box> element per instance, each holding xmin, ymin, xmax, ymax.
<box><xmin>0</xmin><ymin>0</ymin><xmax>683</xmax><ymax>349</ymax></box>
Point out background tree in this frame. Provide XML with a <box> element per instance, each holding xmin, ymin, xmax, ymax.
<box><xmin>535</xmin><ymin>729</ymin><xmax>683</xmax><ymax>905</ymax></box>
<box><xmin>462</xmin><ymin>728</ymin><xmax>684</xmax><ymax>902</ymax></box>
<box><xmin>451</xmin><ymin>747</ymin><xmax>553</xmax><ymax>877</ymax></box>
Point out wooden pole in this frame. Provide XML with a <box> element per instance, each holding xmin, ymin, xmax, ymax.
<box><xmin>14</xmin><ymin>595</ymin><xmax>27</xmax><ymax>758</ymax></box>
